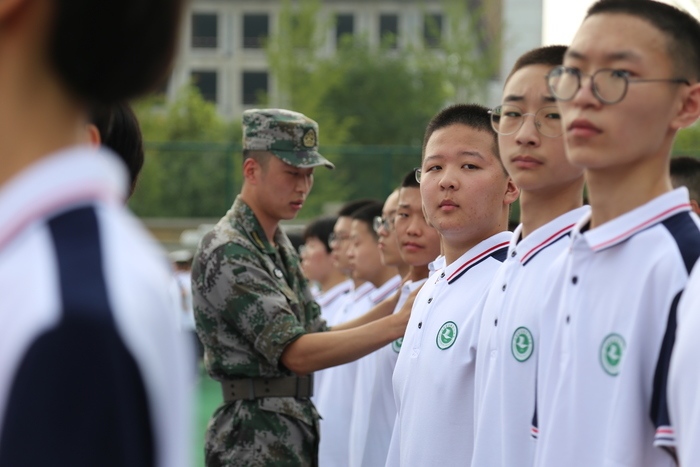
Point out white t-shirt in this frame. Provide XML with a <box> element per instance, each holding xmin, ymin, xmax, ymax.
<box><xmin>348</xmin><ymin>275</ymin><xmax>402</xmax><ymax>467</ymax></box>
<box><xmin>472</xmin><ymin>206</ymin><xmax>590</xmax><ymax>467</ymax></box>
<box><xmin>534</xmin><ymin>189</ymin><xmax>700</xmax><ymax>467</ymax></box>
<box><xmin>361</xmin><ymin>278</ymin><xmax>429</xmax><ymax>467</ymax></box>
<box><xmin>669</xmin><ymin>256</ymin><xmax>700</xmax><ymax>467</ymax></box>
<box><xmin>0</xmin><ymin>147</ymin><xmax>192</xmax><ymax>467</ymax></box>
<box><xmin>387</xmin><ymin>232</ymin><xmax>512</xmax><ymax>466</ymax></box>
<box><xmin>316</xmin><ymin>281</ymin><xmax>375</xmax><ymax>467</ymax></box>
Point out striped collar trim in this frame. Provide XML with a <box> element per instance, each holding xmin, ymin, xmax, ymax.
<box><xmin>316</xmin><ymin>280</ymin><xmax>353</xmax><ymax>307</ymax></box>
<box><xmin>353</xmin><ymin>282</ymin><xmax>375</xmax><ymax>302</ymax></box>
<box><xmin>444</xmin><ymin>232</ymin><xmax>512</xmax><ymax>284</ymax></box>
<box><xmin>578</xmin><ymin>189</ymin><xmax>692</xmax><ymax>252</ymax></box>
<box><xmin>369</xmin><ymin>275</ymin><xmax>402</xmax><ymax>304</ymax></box>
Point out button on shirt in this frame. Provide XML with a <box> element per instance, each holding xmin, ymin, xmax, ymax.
<box><xmin>0</xmin><ymin>148</ymin><xmax>191</xmax><ymax>467</ymax></box>
<box><xmin>472</xmin><ymin>206</ymin><xmax>589</xmax><ymax>467</ymax></box>
<box><xmin>348</xmin><ymin>275</ymin><xmax>402</xmax><ymax>467</ymax></box>
<box><xmin>387</xmin><ymin>232</ymin><xmax>511</xmax><ymax>466</ymax></box>
<box><xmin>534</xmin><ymin>189</ymin><xmax>700</xmax><ymax>467</ymax></box>
<box><xmin>669</xmin><ymin>259</ymin><xmax>700</xmax><ymax>467</ymax></box>
<box><xmin>361</xmin><ymin>278</ymin><xmax>429</xmax><ymax>467</ymax></box>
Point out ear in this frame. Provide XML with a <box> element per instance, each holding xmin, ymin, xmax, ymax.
<box><xmin>503</xmin><ymin>176</ymin><xmax>520</xmax><ymax>206</ymax></box>
<box><xmin>85</xmin><ymin>123</ymin><xmax>101</xmax><ymax>147</ymax></box>
<box><xmin>691</xmin><ymin>199</ymin><xmax>700</xmax><ymax>216</ymax></box>
<box><xmin>242</xmin><ymin>157</ymin><xmax>261</xmax><ymax>185</ymax></box>
<box><xmin>671</xmin><ymin>82</ymin><xmax>700</xmax><ymax>130</ymax></box>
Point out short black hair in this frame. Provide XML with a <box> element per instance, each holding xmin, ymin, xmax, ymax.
<box><xmin>422</xmin><ymin>104</ymin><xmax>501</xmax><ymax>167</ymax></box>
<box><xmin>401</xmin><ymin>169</ymin><xmax>420</xmax><ymax>189</ymax></box>
<box><xmin>90</xmin><ymin>103</ymin><xmax>144</xmax><ymax>198</ymax></box>
<box><xmin>506</xmin><ymin>45</ymin><xmax>568</xmax><ymax>84</ymax></box>
<box><xmin>338</xmin><ymin>199</ymin><xmax>380</xmax><ymax>218</ymax></box>
<box><xmin>670</xmin><ymin>156</ymin><xmax>700</xmax><ymax>203</ymax></box>
<box><xmin>586</xmin><ymin>0</ymin><xmax>700</xmax><ymax>81</ymax></box>
<box><xmin>351</xmin><ymin>201</ymin><xmax>384</xmax><ymax>240</ymax></box>
<box><xmin>303</xmin><ymin>216</ymin><xmax>338</xmax><ymax>253</ymax></box>
<box><xmin>50</xmin><ymin>0</ymin><xmax>185</xmax><ymax>105</ymax></box>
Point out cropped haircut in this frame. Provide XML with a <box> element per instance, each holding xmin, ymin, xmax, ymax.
<box><xmin>303</xmin><ymin>216</ymin><xmax>338</xmax><ymax>253</ymax></box>
<box><xmin>90</xmin><ymin>103</ymin><xmax>144</xmax><ymax>198</ymax></box>
<box><xmin>50</xmin><ymin>0</ymin><xmax>185</xmax><ymax>106</ymax></box>
<box><xmin>351</xmin><ymin>201</ymin><xmax>384</xmax><ymax>240</ymax></box>
<box><xmin>337</xmin><ymin>199</ymin><xmax>380</xmax><ymax>218</ymax></box>
<box><xmin>505</xmin><ymin>45</ymin><xmax>568</xmax><ymax>84</ymax></box>
<box><xmin>587</xmin><ymin>0</ymin><xmax>700</xmax><ymax>81</ymax></box>
<box><xmin>422</xmin><ymin>104</ymin><xmax>502</xmax><ymax>171</ymax></box>
<box><xmin>401</xmin><ymin>169</ymin><xmax>420</xmax><ymax>189</ymax></box>
<box><xmin>242</xmin><ymin>150</ymin><xmax>273</xmax><ymax>170</ymax></box>
<box><xmin>670</xmin><ymin>156</ymin><xmax>700</xmax><ymax>203</ymax></box>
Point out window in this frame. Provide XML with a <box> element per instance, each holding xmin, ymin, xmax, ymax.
<box><xmin>192</xmin><ymin>13</ymin><xmax>217</xmax><ymax>48</ymax></box>
<box><xmin>191</xmin><ymin>71</ymin><xmax>217</xmax><ymax>103</ymax></box>
<box><xmin>243</xmin><ymin>14</ymin><xmax>269</xmax><ymax>49</ymax></box>
<box><xmin>379</xmin><ymin>14</ymin><xmax>399</xmax><ymax>49</ymax></box>
<box><xmin>424</xmin><ymin>13</ymin><xmax>443</xmax><ymax>48</ymax></box>
<box><xmin>336</xmin><ymin>14</ymin><xmax>354</xmax><ymax>45</ymax></box>
<box><xmin>242</xmin><ymin>72</ymin><xmax>268</xmax><ymax>105</ymax></box>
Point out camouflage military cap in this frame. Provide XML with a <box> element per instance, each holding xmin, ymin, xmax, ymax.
<box><xmin>242</xmin><ymin>109</ymin><xmax>334</xmax><ymax>170</ymax></box>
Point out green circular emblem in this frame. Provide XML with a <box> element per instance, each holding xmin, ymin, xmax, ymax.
<box><xmin>436</xmin><ymin>321</ymin><xmax>458</xmax><ymax>350</ymax></box>
<box><xmin>511</xmin><ymin>327</ymin><xmax>534</xmax><ymax>362</ymax></box>
<box><xmin>600</xmin><ymin>333</ymin><xmax>625</xmax><ymax>376</ymax></box>
<box><xmin>392</xmin><ymin>337</ymin><xmax>403</xmax><ymax>353</ymax></box>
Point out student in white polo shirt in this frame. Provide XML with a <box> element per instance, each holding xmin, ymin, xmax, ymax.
<box><xmin>471</xmin><ymin>45</ymin><xmax>589</xmax><ymax>467</ymax></box>
<box><xmin>534</xmin><ymin>1</ymin><xmax>700</xmax><ymax>466</ymax></box>
<box><xmin>362</xmin><ymin>169</ymin><xmax>442</xmax><ymax>467</ymax></box>
<box><xmin>387</xmin><ymin>104</ymin><xmax>520</xmax><ymax>466</ymax></box>
<box><xmin>348</xmin><ymin>190</ymin><xmax>406</xmax><ymax>467</ymax></box>
<box><xmin>0</xmin><ymin>0</ymin><xmax>192</xmax><ymax>465</ymax></box>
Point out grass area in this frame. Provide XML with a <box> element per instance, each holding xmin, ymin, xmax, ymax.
<box><xmin>194</xmin><ymin>373</ymin><xmax>222</xmax><ymax>467</ymax></box>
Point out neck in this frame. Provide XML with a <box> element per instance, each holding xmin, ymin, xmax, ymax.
<box><xmin>395</xmin><ymin>263</ymin><xmax>410</xmax><ymax>281</ymax></box>
<box><xmin>586</xmin><ymin>156</ymin><xmax>672</xmax><ymax>229</ymax></box>
<box><xmin>408</xmin><ymin>264</ymin><xmax>430</xmax><ymax>282</ymax></box>
<box><xmin>353</xmin><ymin>278</ymin><xmax>367</xmax><ymax>289</ymax></box>
<box><xmin>368</xmin><ymin>265</ymin><xmax>398</xmax><ymax>289</ymax></box>
<box><xmin>318</xmin><ymin>269</ymin><xmax>348</xmax><ymax>293</ymax></box>
<box><xmin>239</xmin><ymin>191</ymin><xmax>280</xmax><ymax>245</ymax></box>
<box><xmin>519</xmin><ymin>177</ymin><xmax>585</xmax><ymax>238</ymax></box>
<box><xmin>442</xmin><ymin>209</ymin><xmax>508</xmax><ymax>265</ymax></box>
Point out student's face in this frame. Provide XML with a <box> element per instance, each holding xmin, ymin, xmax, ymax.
<box><xmin>300</xmin><ymin>237</ymin><xmax>334</xmax><ymax>283</ymax></box>
<box><xmin>257</xmin><ymin>155</ymin><xmax>314</xmax><ymax>221</ymax></box>
<box><xmin>396</xmin><ymin>187</ymin><xmax>442</xmax><ymax>266</ymax></box>
<box><xmin>348</xmin><ymin>220</ymin><xmax>384</xmax><ymax>283</ymax></box>
<box><xmin>377</xmin><ymin>191</ymin><xmax>405</xmax><ymax>268</ymax></box>
<box><xmin>420</xmin><ymin>124</ymin><xmax>517</xmax><ymax>242</ymax></box>
<box><xmin>330</xmin><ymin>216</ymin><xmax>353</xmax><ymax>276</ymax></box>
<box><xmin>500</xmin><ymin>64</ymin><xmax>583</xmax><ymax>193</ymax></box>
<box><xmin>558</xmin><ymin>13</ymin><xmax>687</xmax><ymax>171</ymax></box>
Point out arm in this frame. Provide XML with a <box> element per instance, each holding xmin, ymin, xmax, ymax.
<box><xmin>330</xmin><ymin>290</ymin><xmax>399</xmax><ymax>332</ymax></box>
<box><xmin>281</xmin><ymin>287</ymin><xmax>419</xmax><ymax>375</ymax></box>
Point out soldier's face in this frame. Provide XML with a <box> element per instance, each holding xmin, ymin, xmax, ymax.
<box><xmin>258</xmin><ymin>156</ymin><xmax>314</xmax><ymax>221</ymax></box>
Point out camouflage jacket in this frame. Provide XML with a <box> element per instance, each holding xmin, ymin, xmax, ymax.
<box><xmin>193</xmin><ymin>196</ymin><xmax>327</xmax><ymax>426</ymax></box>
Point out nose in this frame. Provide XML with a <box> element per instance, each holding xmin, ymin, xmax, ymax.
<box><xmin>514</xmin><ymin>114</ymin><xmax>540</xmax><ymax>147</ymax></box>
<box><xmin>297</xmin><ymin>173</ymin><xmax>313</xmax><ymax>193</ymax></box>
<box><xmin>438</xmin><ymin>166</ymin><xmax>460</xmax><ymax>190</ymax></box>
<box><xmin>570</xmin><ymin>74</ymin><xmax>601</xmax><ymax>108</ymax></box>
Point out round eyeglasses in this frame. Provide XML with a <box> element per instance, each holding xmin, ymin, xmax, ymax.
<box><xmin>328</xmin><ymin>232</ymin><xmax>350</xmax><ymax>247</ymax></box>
<box><xmin>489</xmin><ymin>105</ymin><xmax>563</xmax><ymax>138</ymax></box>
<box><xmin>373</xmin><ymin>215</ymin><xmax>395</xmax><ymax>233</ymax></box>
<box><xmin>546</xmin><ymin>66</ymin><xmax>690</xmax><ymax>105</ymax></box>
<box><xmin>414</xmin><ymin>167</ymin><xmax>422</xmax><ymax>183</ymax></box>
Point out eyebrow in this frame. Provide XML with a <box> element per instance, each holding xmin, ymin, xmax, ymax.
<box><xmin>398</xmin><ymin>203</ymin><xmax>413</xmax><ymax>209</ymax></box>
<box><xmin>503</xmin><ymin>95</ymin><xmax>557</xmax><ymax>104</ymax></box>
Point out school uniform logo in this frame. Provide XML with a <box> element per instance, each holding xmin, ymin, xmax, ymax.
<box><xmin>600</xmin><ymin>333</ymin><xmax>625</xmax><ymax>376</ymax></box>
<box><xmin>511</xmin><ymin>327</ymin><xmax>534</xmax><ymax>362</ymax></box>
<box><xmin>392</xmin><ymin>337</ymin><xmax>403</xmax><ymax>353</ymax></box>
<box><xmin>436</xmin><ymin>321</ymin><xmax>458</xmax><ymax>350</ymax></box>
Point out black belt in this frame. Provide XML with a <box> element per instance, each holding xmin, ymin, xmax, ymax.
<box><xmin>221</xmin><ymin>375</ymin><xmax>314</xmax><ymax>402</ymax></box>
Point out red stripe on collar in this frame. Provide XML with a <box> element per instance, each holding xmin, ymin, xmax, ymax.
<box><xmin>447</xmin><ymin>242</ymin><xmax>510</xmax><ymax>282</ymax></box>
<box><xmin>520</xmin><ymin>223</ymin><xmax>576</xmax><ymax>264</ymax></box>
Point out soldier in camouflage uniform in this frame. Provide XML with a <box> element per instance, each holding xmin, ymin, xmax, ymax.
<box><xmin>193</xmin><ymin>109</ymin><xmax>415</xmax><ymax>466</ymax></box>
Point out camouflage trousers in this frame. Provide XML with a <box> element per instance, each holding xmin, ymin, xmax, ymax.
<box><xmin>205</xmin><ymin>399</ymin><xmax>319</xmax><ymax>467</ymax></box>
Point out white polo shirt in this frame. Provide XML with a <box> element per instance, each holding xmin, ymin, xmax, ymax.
<box><xmin>361</xmin><ymin>278</ymin><xmax>428</xmax><ymax>467</ymax></box>
<box><xmin>534</xmin><ymin>188</ymin><xmax>700</xmax><ymax>467</ymax></box>
<box><xmin>472</xmin><ymin>206</ymin><xmax>590</xmax><ymax>467</ymax></box>
<box><xmin>0</xmin><ymin>147</ymin><xmax>192</xmax><ymax>466</ymax></box>
<box><xmin>317</xmin><ymin>281</ymin><xmax>375</xmax><ymax>467</ymax></box>
<box><xmin>312</xmin><ymin>279</ymin><xmax>353</xmax><ymax>404</ymax></box>
<box><xmin>669</xmin><ymin>259</ymin><xmax>700</xmax><ymax>467</ymax></box>
<box><xmin>348</xmin><ymin>275</ymin><xmax>402</xmax><ymax>467</ymax></box>
<box><xmin>387</xmin><ymin>232</ymin><xmax>511</xmax><ymax>466</ymax></box>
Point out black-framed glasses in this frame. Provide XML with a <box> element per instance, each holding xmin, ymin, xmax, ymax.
<box><xmin>328</xmin><ymin>232</ymin><xmax>350</xmax><ymax>247</ymax></box>
<box><xmin>373</xmin><ymin>215</ymin><xmax>395</xmax><ymax>233</ymax></box>
<box><xmin>546</xmin><ymin>66</ymin><xmax>690</xmax><ymax>105</ymax></box>
<box><xmin>489</xmin><ymin>105</ymin><xmax>563</xmax><ymax>138</ymax></box>
<box><xmin>414</xmin><ymin>167</ymin><xmax>422</xmax><ymax>183</ymax></box>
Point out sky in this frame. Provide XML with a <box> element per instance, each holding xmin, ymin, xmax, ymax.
<box><xmin>543</xmin><ymin>0</ymin><xmax>700</xmax><ymax>45</ymax></box>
